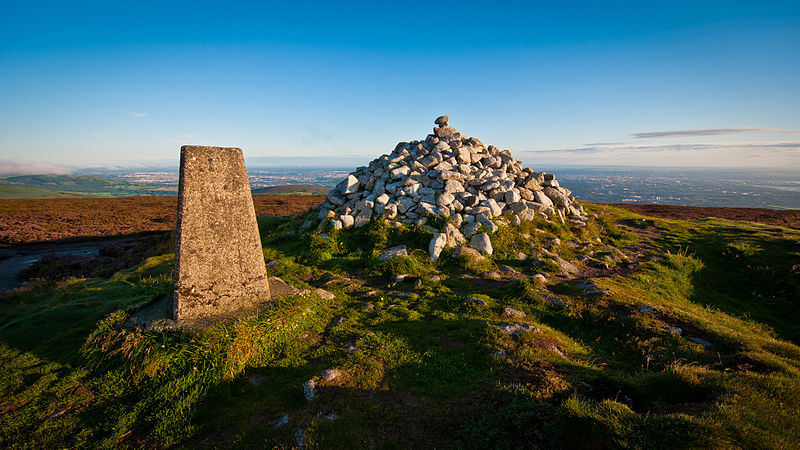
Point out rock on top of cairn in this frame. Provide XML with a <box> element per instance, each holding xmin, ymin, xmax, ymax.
<box><xmin>172</xmin><ymin>145</ymin><xmax>271</xmax><ymax>328</ymax></box>
<box><xmin>434</xmin><ymin>115</ymin><xmax>450</xmax><ymax>127</ymax></box>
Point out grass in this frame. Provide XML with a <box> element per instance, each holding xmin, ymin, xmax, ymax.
<box><xmin>1</xmin><ymin>203</ymin><xmax>800</xmax><ymax>447</ymax></box>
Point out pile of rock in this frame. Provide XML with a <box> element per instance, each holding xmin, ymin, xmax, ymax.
<box><xmin>315</xmin><ymin>116</ymin><xmax>589</xmax><ymax>258</ymax></box>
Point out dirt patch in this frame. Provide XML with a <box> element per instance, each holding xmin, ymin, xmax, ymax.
<box><xmin>608</xmin><ymin>203</ymin><xmax>800</xmax><ymax>228</ymax></box>
<box><xmin>729</xmin><ymin>354</ymin><xmax>776</xmax><ymax>374</ymax></box>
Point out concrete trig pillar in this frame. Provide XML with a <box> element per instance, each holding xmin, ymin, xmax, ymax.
<box><xmin>172</xmin><ymin>146</ymin><xmax>270</xmax><ymax>328</ymax></box>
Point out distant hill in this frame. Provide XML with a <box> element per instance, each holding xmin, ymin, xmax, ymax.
<box><xmin>0</xmin><ymin>174</ymin><xmax>177</xmax><ymax>198</ymax></box>
<box><xmin>252</xmin><ymin>184</ymin><xmax>329</xmax><ymax>195</ymax></box>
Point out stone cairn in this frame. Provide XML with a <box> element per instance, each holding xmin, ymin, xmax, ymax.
<box><xmin>315</xmin><ymin>116</ymin><xmax>589</xmax><ymax>260</ymax></box>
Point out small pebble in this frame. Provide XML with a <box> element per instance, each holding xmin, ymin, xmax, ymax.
<box><xmin>303</xmin><ymin>379</ymin><xmax>316</xmax><ymax>402</ymax></box>
<box><xmin>273</xmin><ymin>415</ymin><xmax>289</xmax><ymax>429</ymax></box>
<box><xmin>320</xmin><ymin>369</ymin><xmax>342</xmax><ymax>382</ymax></box>
<box><xmin>666</xmin><ymin>327</ymin><xmax>683</xmax><ymax>336</ymax></box>
<box><xmin>688</xmin><ymin>337</ymin><xmax>712</xmax><ymax>348</ymax></box>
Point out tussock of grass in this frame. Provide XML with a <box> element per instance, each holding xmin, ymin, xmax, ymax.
<box><xmin>77</xmin><ymin>294</ymin><xmax>333</xmax><ymax>446</ymax></box>
<box><xmin>372</xmin><ymin>251</ymin><xmax>435</xmax><ymax>277</ymax></box>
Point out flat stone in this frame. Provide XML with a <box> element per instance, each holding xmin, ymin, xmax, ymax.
<box><xmin>495</xmin><ymin>322</ymin><xmax>538</xmax><ymax>335</ymax></box>
<box><xmin>273</xmin><ymin>415</ymin><xmax>289</xmax><ymax>429</ymax></box>
<box><xmin>451</xmin><ymin>247</ymin><xmax>484</xmax><ymax>260</ymax></box>
<box><xmin>376</xmin><ymin>193</ymin><xmax>390</xmax><ymax>205</ymax></box>
<box><xmin>320</xmin><ymin>369</ymin><xmax>342</xmax><ymax>381</ymax></box>
<box><xmin>502</xmin><ymin>307</ymin><xmax>526</xmax><ymax>318</ymax></box>
<box><xmin>379</xmin><ymin>245</ymin><xmax>408</xmax><ymax>261</ymax></box>
<box><xmin>303</xmin><ymin>379</ymin><xmax>316</xmax><ymax>401</ymax></box>
<box><xmin>340</xmin><ymin>214</ymin><xmax>355</xmax><ymax>229</ymax></box>
<box><xmin>555</xmin><ymin>256</ymin><xmax>580</xmax><ymax>275</ymax></box>
<box><xmin>434</xmin><ymin>126</ymin><xmax>458</xmax><ymax>139</ymax></box>
<box><xmin>688</xmin><ymin>337</ymin><xmax>712</xmax><ymax>348</ymax></box>
<box><xmin>505</xmin><ymin>189</ymin><xmax>521</xmax><ymax>204</ymax></box>
<box><xmin>314</xmin><ymin>288</ymin><xmax>335</xmax><ymax>300</ymax></box>
<box><xmin>429</xmin><ymin>233</ymin><xmax>447</xmax><ymax>262</ymax></box>
<box><xmin>437</xmin><ymin>192</ymin><xmax>455</xmax><ymax>206</ymax></box>
<box><xmin>463</xmin><ymin>296</ymin><xmax>488</xmax><ymax>307</ymax></box>
<box><xmin>443</xmin><ymin>223</ymin><xmax>467</xmax><ymax>247</ymax></box>
<box><xmin>444</xmin><ymin>179</ymin><xmax>465</xmax><ymax>193</ymax></box>
<box><xmin>462</xmin><ymin>221</ymin><xmax>481</xmax><ymax>237</ymax></box>
<box><xmin>326</xmin><ymin>315</ymin><xmax>345</xmax><ymax>332</ymax></box>
<box><xmin>477</xmin><ymin>214</ymin><xmax>498</xmax><ymax>233</ymax></box>
<box><xmin>470</xmin><ymin>233</ymin><xmax>493</xmax><ymax>255</ymax></box>
<box><xmin>435</xmin><ymin>115</ymin><xmax>450</xmax><ymax>126</ymax></box>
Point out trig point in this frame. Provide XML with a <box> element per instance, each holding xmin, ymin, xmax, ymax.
<box><xmin>172</xmin><ymin>145</ymin><xmax>271</xmax><ymax>328</ymax></box>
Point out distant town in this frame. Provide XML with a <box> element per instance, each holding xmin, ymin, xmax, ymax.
<box><xmin>95</xmin><ymin>168</ymin><xmax>351</xmax><ymax>190</ymax></box>
<box><xmin>0</xmin><ymin>166</ymin><xmax>797</xmax><ymax>209</ymax></box>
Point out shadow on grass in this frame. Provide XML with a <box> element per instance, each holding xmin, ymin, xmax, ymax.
<box><xmin>683</xmin><ymin>224</ymin><xmax>800</xmax><ymax>344</ymax></box>
<box><xmin>0</xmin><ymin>256</ymin><xmax>173</xmax><ymax>366</ymax></box>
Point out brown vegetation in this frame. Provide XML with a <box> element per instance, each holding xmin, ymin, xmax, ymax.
<box><xmin>0</xmin><ymin>195</ymin><xmax>325</xmax><ymax>245</ymax></box>
<box><xmin>607</xmin><ymin>203</ymin><xmax>800</xmax><ymax>228</ymax></box>
<box><xmin>2</xmin><ymin>195</ymin><xmax>797</xmax><ymax>246</ymax></box>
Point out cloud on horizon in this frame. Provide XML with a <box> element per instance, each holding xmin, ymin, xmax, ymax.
<box><xmin>633</xmin><ymin>127</ymin><xmax>798</xmax><ymax>139</ymax></box>
<box><xmin>522</xmin><ymin>141</ymin><xmax>800</xmax><ymax>156</ymax></box>
<box><xmin>0</xmin><ymin>159</ymin><xmax>72</xmax><ymax>177</ymax></box>
<box><xmin>129</xmin><ymin>112</ymin><xmax>148</xmax><ymax>118</ymax></box>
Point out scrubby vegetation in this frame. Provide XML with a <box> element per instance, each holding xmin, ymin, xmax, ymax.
<box><xmin>2</xmin><ymin>203</ymin><xmax>800</xmax><ymax>448</ymax></box>
<box><xmin>0</xmin><ymin>195</ymin><xmax>325</xmax><ymax>244</ymax></box>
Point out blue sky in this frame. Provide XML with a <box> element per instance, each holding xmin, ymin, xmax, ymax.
<box><xmin>1</xmin><ymin>1</ymin><xmax>799</xmax><ymax>173</ymax></box>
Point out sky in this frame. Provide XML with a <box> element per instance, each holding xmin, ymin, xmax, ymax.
<box><xmin>1</xmin><ymin>0</ymin><xmax>799</xmax><ymax>174</ymax></box>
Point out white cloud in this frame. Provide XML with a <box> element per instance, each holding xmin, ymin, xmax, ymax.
<box><xmin>130</xmin><ymin>112</ymin><xmax>148</xmax><ymax>118</ymax></box>
<box><xmin>632</xmin><ymin>127</ymin><xmax>798</xmax><ymax>139</ymax></box>
<box><xmin>517</xmin><ymin>141</ymin><xmax>800</xmax><ymax>168</ymax></box>
<box><xmin>530</xmin><ymin>141</ymin><xmax>800</xmax><ymax>155</ymax></box>
<box><xmin>0</xmin><ymin>159</ymin><xmax>72</xmax><ymax>177</ymax></box>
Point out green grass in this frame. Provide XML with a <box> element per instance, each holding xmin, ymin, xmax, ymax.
<box><xmin>2</xmin><ymin>204</ymin><xmax>800</xmax><ymax>447</ymax></box>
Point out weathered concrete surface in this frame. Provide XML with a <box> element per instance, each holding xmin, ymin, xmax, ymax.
<box><xmin>173</xmin><ymin>146</ymin><xmax>270</xmax><ymax>328</ymax></box>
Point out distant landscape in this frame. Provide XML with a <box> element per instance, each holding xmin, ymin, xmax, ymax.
<box><xmin>252</xmin><ymin>184</ymin><xmax>330</xmax><ymax>196</ymax></box>
<box><xmin>0</xmin><ymin>174</ymin><xmax>177</xmax><ymax>198</ymax></box>
<box><xmin>2</xmin><ymin>167</ymin><xmax>798</xmax><ymax>210</ymax></box>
